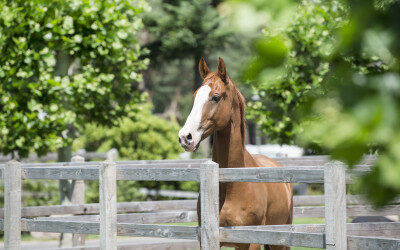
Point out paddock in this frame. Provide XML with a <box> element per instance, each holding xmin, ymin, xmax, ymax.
<box><xmin>1</xmin><ymin>155</ymin><xmax>400</xmax><ymax>249</ymax></box>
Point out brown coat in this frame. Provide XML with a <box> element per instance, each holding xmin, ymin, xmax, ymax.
<box><xmin>180</xmin><ymin>58</ymin><xmax>293</xmax><ymax>250</ymax></box>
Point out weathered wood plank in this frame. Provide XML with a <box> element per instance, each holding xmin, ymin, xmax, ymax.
<box><xmin>71</xmin><ymin>155</ymin><xmax>86</xmax><ymax>247</ymax></box>
<box><xmin>7</xmin><ymin>219</ymin><xmax>201</xmax><ymax>240</ymax></box>
<box><xmin>4</xmin><ymin>165</ymin><xmax>370</xmax><ymax>183</ymax></box>
<box><xmin>200</xmin><ymin>161</ymin><xmax>219</xmax><ymax>249</ymax></box>
<box><xmin>219</xmin><ymin>167</ymin><xmax>325</xmax><ymax>183</ymax></box>
<box><xmin>220</xmin><ymin>223</ymin><xmax>400</xmax><ymax>249</ymax></box>
<box><xmin>324</xmin><ymin>161</ymin><xmax>347</xmax><ymax>250</ymax></box>
<box><xmin>0</xmin><ymin>200</ymin><xmax>197</xmax><ymax>218</ymax></box>
<box><xmin>219</xmin><ymin>227</ymin><xmax>325</xmax><ymax>248</ymax></box>
<box><xmin>35</xmin><ymin>211</ymin><xmax>198</xmax><ymax>224</ymax></box>
<box><xmin>4</xmin><ymin>160</ymin><xmax>22</xmax><ymax>250</ymax></box>
<box><xmin>3</xmin><ymin>194</ymin><xmax>397</xmax><ymax>218</ymax></box>
<box><xmin>21</xmin><ymin>219</ymin><xmax>99</xmax><ymax>234</ymax></box>
<box><xmin>1</xmin><ymin>202</ymin><xmax>397</xmax><ymax>220</ymax></box>
<box><xmin>348</xmin><ymin>235</ymin><xmax>400</xmax><ymax>250</ymax></box>
<box><xmin>18</xmin><ymin>166</ymin><xmax>200</xmax><ymax>181</ymax></box>
<box><xmin>294</xmin><ymin>204</ymin><xmax>400</xmax><ymax>218</ymax></box>
<box><xmin>118</xmin><ymin>223</ymin><xmax>198</xmax><ymax>239</ymax></box>
<box><xmin>293</xmin><ymin>194</ymin><xmax>400</xmax><ymax>206</ymax></box>
<box><xmin>228</xmin><ymin>222</ymin><xmax>400</xmax><ymax>238</ymax></box>
<box><xmin>3</xmin><ymin>218</ymin><xmax>400</xmax><ymax>249</ymax></box>
<box><xmin>100</xmin><ymin>154</ymin><xmax>117</xmax><ymax>250</ymax></box>
<box><xmin>4</xmin><ymin>219</ymin><xmax>400</xmax><ymax>239</ymax></box>
<box><xmin>117</xmin><ymin>168</ymin><xmax>199</xmax><ymax>181</ymax></box>
<box><xmin>21</xmin><ymin>166</ymin><xmax>99</xmax><ymax>180</ymax></box>
<box><xmin>347</xmin><ymin>222</ymin><xmax>400</xmax><ymax>238</ymax></box>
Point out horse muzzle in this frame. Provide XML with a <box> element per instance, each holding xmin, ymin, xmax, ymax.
<box><xmin>178</xmin><ymin>129</ymin><xmax>202</xmax><ymax>152</ymax></box>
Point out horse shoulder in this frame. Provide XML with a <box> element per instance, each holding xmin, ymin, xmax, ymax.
<box><xmin>251</xmin><ymin>154</ymin><xmax>281</xmax><ymax>168</ymax></box>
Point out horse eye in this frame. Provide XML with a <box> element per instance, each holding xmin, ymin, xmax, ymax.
<box><xmin>211</xmin><ymin>96</ymin><xmax>220</xmax><ymax>102</ymax></box>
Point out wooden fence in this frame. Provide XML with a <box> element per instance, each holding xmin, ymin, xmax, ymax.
<box><xmin>0</xmin><ymin>156</ymin><xmax>400</xmax><ymax>249</ymax></box>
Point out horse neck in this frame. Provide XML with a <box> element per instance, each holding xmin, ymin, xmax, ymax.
<box><xmin>211</xmin><ymin>105</ymin><xmax>245</xmax><ymax>169</ymax></box>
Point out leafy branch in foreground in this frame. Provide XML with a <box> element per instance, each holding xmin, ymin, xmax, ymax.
<box><xmin>0</xmin><ymin>0</ymin><xmax>149</xmax><ymax>158</ymax></box>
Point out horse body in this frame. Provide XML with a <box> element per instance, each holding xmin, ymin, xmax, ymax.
<box><xmin>179</xmin><ymin>58</ymin><xmax>293</xmax><ymax>250</ymax></box>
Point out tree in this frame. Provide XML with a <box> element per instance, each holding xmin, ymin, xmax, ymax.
<box><xmin>143</xmin><ymin>0</ymin><xmax>232</xmax><ymax>92</ymax></box>
<box><xmin>73</xmin><ymin>104</ymin><xmax>183</xmax><ymax>160</ymax></box>
<box><xmin>245</xmin><ymin>0</ymin><xmax>348</xmax><ymax>145</ymax></box>
<box><xmin>0</xmin><ymin>0</ymin><xmax>148</xmax><ymax>159</ymax></box>
<box><xmin>297</xmin><ymin>0</ymin><xmax>400</xmax><ymax>206</ymax></box>
<box><xmin>242</xmin><ymin>0</ymin><xmax>400</xmax><ymax>206</ymax></box>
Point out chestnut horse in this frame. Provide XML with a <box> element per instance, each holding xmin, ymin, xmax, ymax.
<box><xmin>178</xmin><ymin>57</ymin><xmax>293</xmax><ymax>250</ymax></box>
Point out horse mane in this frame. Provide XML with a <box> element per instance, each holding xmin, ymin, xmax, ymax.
<box><xmin>233</xmin><ymin>83</ymin><xmax>246</xmax><ymax>146</ymax></box>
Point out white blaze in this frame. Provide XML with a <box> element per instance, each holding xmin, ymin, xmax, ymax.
<box><xmin>179</xmin><ymin>85</ymin><xmax>211</xmax><ymax>149</ymax></box>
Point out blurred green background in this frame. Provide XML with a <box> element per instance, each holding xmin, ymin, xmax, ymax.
<box><xmin>1</xmin><ymin>0</ymin><xmax>400</xmax><ymax>246</ymax></box>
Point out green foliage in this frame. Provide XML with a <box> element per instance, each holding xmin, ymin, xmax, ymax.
<box><xmin>143</xmin><ymin>0</ymin><xmax>233</xmax><ymax>96</ymax></box>
<box><xmin>73</xmin><ymin>104</ymin><xmax>183</xmax><ymax>160</ymax></box>
<box><xmin>0</xmin><ymin>0</ymin><xmax>148</xmax><ymax>158</ymax></box>
<box><xmin>298</xmin><ymin>0</ymin><xmax>400</xmax><ymax>206</ymax></box>
<box><xmin>245</xmin><ymin>0</ymin><xmax>400</xmax><ymax>206</ymax></box>
<box><xmin>144</xmin><ymin>0</ymin><xmax>231</xmax><ymax>61</ymax></box>
<box><xmin>246</xmin><ymin>0</ymin><xmax>348</xmax><ymax>144</ymax></box>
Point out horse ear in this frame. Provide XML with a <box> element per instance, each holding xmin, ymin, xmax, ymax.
<box><xmin>217</xmin><ymin>57</ymin><xmax>228</xmax><ymax>83</ymax></box>
<box><xmin>199</xmin><ymin>57</ymin><xmax>210</xmax><ymax>79</ymax></box>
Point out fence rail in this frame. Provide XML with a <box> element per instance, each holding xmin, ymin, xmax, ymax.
<box><xmin>1</xmin><ymin>199</ymin><xmax>399</xmax><ymax>219</ymax></box>
<box><xmin>0</xmin><ymin>165</ymin><xmax>372</xmax><ymax>183</ymax></box>
<box><xmin>1</xmin><ymin>155</ymin><xmax>400</xmax><ymax>250</ymax></box>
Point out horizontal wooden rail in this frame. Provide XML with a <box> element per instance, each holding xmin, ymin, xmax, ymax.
<box><xmin>219</xmin><ymin>167</ymin><xmax>370</xmax><ymax>184</ymax></box>
<box><xmin>1</xmin><ymin>203</ymin><xmax>398</xmax><ymax>220</ymax></box>
<box><xmin>1</xmin><ymin>219</ymin><xmax>398</xmax><ymax>240</ymax></box>
<box><xmin>219</xmin><ymin>223</ymin><xmax>400</xmax><ymax>249</ymax></box>
<box><xmin>230</xmin><ymin>222</ymin><xmax>400</xmax><ymax>237</ymax></box>
<box><xmin>2</xmin><ymin>195</ymin><xmax>398</xmax><ymax>218</ymax></box>
<box><xmin>1</xmin><ymin>219</ymin><xmax>398</xmax><ymax>250</ymax></box>
<box><xmin>0</xmin><ymin>219</ymin><xmax>200</xmax><ymax>240</ymax></box>
<box><xmin>293</xmin><ymin>194</ymin><xmax>400</xmax><ymax>206</ymax></box>
<box><xmin>294</xmin><ymin>205</ymin><xmax>400</xmax><ymax>218</ymax></box>
<box><xmin>220</xmin><ymin>227</ymin><xmax>325</xmax><ymax>248</ymax></box>
<box><xmin>219</xmin><ymin>167</ymin><xmax>325</xmax><ymax>183</ymax></box>
<box><xmin>35</xmin><ymin>211</ymin><xmax>197</xmax><ymax>224</ymax></box>
<box><xmin>348</xmin><ymin>236</ymin><xmax>400</xmax><ymax>249</ymax></box>
<box><xmin>0</xmin><ymin>200</ymin><xmax>197</xmax><ymax>218</ymax></box>
<box><xmin>0</xmin><ymin>166</ymin><xmax>201</xmax><ymax>181</ymax></box>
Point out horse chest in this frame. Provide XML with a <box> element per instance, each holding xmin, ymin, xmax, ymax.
<box><xmin>218</xmin><ymin>183</ymin><xmax>267</xmax><ymax>227</ymax></box>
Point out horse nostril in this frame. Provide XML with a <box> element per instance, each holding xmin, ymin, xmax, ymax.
<box><xmin>187</xmin><ymin>133</ymin><xmax>192</xmax><ymax>140</ymax></box>
<box><xmin>179</xmin><ymin>137</ymin><xmax>181</xmax><ymax>143</ymax></box>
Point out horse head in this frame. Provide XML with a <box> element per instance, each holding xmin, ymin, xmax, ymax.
<box><xmin>179</xmin><ymin>57</ymin><xmax>245</xmax><ymax>152</ymax></box>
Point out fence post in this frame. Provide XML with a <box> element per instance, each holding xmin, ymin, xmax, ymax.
<box><xmin>4</xmin><ymin>160</ymin><xmax>22</xmax><ymax>250</ymax></box>
<box><xmin>71</xmin><ymin>155</ymin><xmax>86</xmax><ymax>246</ymax></box>
<box><xmin>200</xmin><ymin>160</ymin><xmax>219</xmax><ymax>250</ymax></box>
<box><xmin>324</xmin><ymin>161</ymin><xmax>347</xmax><ymax>250</ymax></box>
<box><xmin>100</xmin><ymin>149</ymin><xmax>118</xmax><ymax>250</ymax></box>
